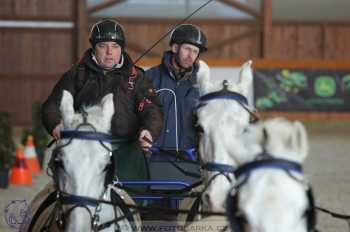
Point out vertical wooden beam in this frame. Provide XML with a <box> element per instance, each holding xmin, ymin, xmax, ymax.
<box><xmin>261</xmin><ymin>0</ymin><xmax>272</xmax><ymax>58</ymax></box>
<box><xmin>321</xmin><ymin>23</ymin><xmax>327</xmax><ymax>59</ymax></box>
<box><xmin>75</xmin><ymin>0</ymin><xmax>88</xmax><ymax>61</ymax></box>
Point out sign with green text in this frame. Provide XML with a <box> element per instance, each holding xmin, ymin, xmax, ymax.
<box><xmin>254</xmin><ymin>68</ymin><xmax>350</xmax><ymax>111</ymax></box>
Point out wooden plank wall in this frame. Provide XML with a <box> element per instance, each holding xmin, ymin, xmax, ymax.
<box><xmin>0</xmin><ymin>0</ymin><xmax>75</xmax><ymax>125</ymax></box>
<box><xmin>0</xmin><ymin>29</ymin><xmax>74</xmax><ymax>75</ymax></box>
<box><xmin>270</xmin><ymin>22</ymin><xmax>350</xmax><ymax>60</ymax></box>
<box><xmin>0</xmin><ymin>75</ymin><xmax>59</xmax><ymax>125</ymax></box>
<box><xmin>1</xmin><ymin>4</ymin><xmax>350</xmax><ymax>125</ymax></box>
<box><xmin>0</xmin><ymin>0</ymin><xmax>73</xmax><ymax>20</ymax></box>
<box><xmin>118</xmin><ymin>19</ymin><xmax>262</xmax><ymax>61</ymax></box>
<box><xmin>118</xmin><ymin>18</ymin><xmax>350</xmax><ymax>61</ymax></box>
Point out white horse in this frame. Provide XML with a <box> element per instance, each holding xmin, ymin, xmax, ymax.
<box><xmin>226</xmin><ymin>117</ymin><xmax>316</xmax><ymax>232</ymax></box>
<box><xmin>22</xmin><ymin>90</ymin><xmax>140</xmax><ymax>232</ymax></box>
<box><xmin>196</xmin><ymin>60</ymin><xmax>254</xmax><ymax>212</ymax></box>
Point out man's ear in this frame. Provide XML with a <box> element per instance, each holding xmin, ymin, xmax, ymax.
<box><xmin>171</xmin><ymin>44</ymin><xmax>179</xmax><ymax>53</ymax></box>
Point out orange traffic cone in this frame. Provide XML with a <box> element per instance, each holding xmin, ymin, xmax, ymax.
<box><xmin>10</xmin><ymin>146</ymin><xmax>33</xmax><ymax>185</ymax></box>
<box><xmin>24</xmin><ymin>135</ymin><xmax>41</xmax><ymax>174</ymax></box>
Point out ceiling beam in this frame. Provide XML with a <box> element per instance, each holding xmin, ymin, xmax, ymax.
<box><xmin>88</xmin><ymin>0</ymin><xmax>127</xmax><ymax>14</ymax></box>
<box><xmin>217</xmin><ymin>0</ymin><xmax>261</xmax><ymax>19</ymax></box>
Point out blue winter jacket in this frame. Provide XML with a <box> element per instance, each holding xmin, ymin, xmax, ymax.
<box><xmin>145</xmin><ymin>51</ymin><xmax>200</xmax><ymax>151</ymax></box>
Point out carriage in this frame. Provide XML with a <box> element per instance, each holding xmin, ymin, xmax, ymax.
<box><xmin>21</xmin><ymin>60</ymin><xmax>320</xmax><ymax>232</ymax></box>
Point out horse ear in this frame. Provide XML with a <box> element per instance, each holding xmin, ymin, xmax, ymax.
<box><xmin>292</xmin><ymin>121</ymin><xmax>309</xmax><ymax>161</ymax></box>
<box><xmin>100</xmin><ymin>93</ymin><xmax>114</xmax><ymax>130</ymax></box>
<box><xmin>237</xmin><ymin>60</ymin><xmax>253</xmax><ymax>95</ymax></box>
<box><xmin>59</xmin><ymin>90</ymin><xmax>75</xmax><ymax>127</ymax></box>
<box><xmin>196</xmin><ymin>60</ymin><xmax>211</xmax><ymax>95</ymax></box>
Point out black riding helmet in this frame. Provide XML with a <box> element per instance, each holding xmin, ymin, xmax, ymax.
<box><xmin>89</xmin><ymin>19</ymin><xmax>126</xmax><ymax>48</ymax></box>
<box><xmin>170</xmin><ymin>24</ymin><xmax>207</xmax><ymax>52</ymax></box>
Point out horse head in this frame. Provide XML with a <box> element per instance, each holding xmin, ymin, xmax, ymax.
<box><xmin>55</xmin><ymin>90</ymin><xmax>114</xmax><ymax>231</ymax></box>
<box><xmin>196</xmin><ymin>60</ymin><xmax>254</xmax><ymax>211</ymax></box>
<box><xmin>227</xmin><ymin>117</ymin><xmax>314</xmax><ymax>232</ymax></box>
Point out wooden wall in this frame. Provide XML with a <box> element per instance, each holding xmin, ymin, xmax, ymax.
<box><xmin>0</xmin><ymin>0</ymin><xmax>75</xmax><ymax>125</ymax></box>
<box><xmin>0</xmin><ymin>29</ymin><xmax>74</xmax><ymax>75</ymax></box>
<box><xmin>0</xmin><ymin>0</ymin><xmax>73</xmax><ymax>19</ymax></box>
<box><xmin>0</xmin><ymin>75</ymin><xmax>58</xmax><ymax>125</ymax></box>
<box><xmin>1</xmin><ymin>2</ymin><xmax>350</xmax><ymax>125</ymax></box>
<box><xmin>117</xmin><ymin>18</ymin><xmax>350</xmax><ymax>61</ymax></box>
<box><xmin>270</xmin><ymin>21</ymin><xmax>350</xmax><ymax>60</ymax></box>
<box><xmin>117</xmin><ymin>18</ymin><xmax>262</xmax><ymax>61</ymax></box>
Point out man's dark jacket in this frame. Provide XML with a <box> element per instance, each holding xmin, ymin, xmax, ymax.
<box><xmin>145</xmin><ymin>51</ymin><xmax>199</xmax><ymax>150</ymax></box>
<box><xmin>42</xmin><ymin>49</ymin><xmax>163</xmax><ymax>140</ymax></box>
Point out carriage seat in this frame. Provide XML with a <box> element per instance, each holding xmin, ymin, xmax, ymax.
<box><xmin>147</xmin><ymin>150</ymin><xmax>201</xmax><ymax>191</ymax></box>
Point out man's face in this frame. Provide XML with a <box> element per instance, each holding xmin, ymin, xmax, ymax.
<box><xmin>94</xmin><ymin>41</ymin><xmax>121</xmax><ymax>70</ymax></box>
<box><xmin>172</xmin><ymin>43</ymin><xmax>200</xmax><ymax>69</ymax></box>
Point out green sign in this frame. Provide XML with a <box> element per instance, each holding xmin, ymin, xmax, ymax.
<box><xmin>254</xmin><ymin>69</ymin><xmax>350</xmax><ymax>111</ymax></box>
<box><xmin>314</xmin><ymin>76</ymin><xmax>336</xmax><ymax>97</ymax></box>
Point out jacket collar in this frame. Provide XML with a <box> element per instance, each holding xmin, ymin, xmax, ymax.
<box><xmin>81</xmin><ymin>48</ymin><xmax>134</xmax><ymax>77</ymax></box>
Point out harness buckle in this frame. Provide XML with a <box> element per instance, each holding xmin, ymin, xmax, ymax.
<box><xmin>222</xmin><ymin>80</ymin><xmax>229</xmax><ymax>90</ymax></box>
<box><xmin>92</xmin><ymin>214</ymin><xmax>100</xmax><ymax>231</ymax></box>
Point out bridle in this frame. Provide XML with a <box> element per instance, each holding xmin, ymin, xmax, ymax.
<box><xmin>196</xmin><ymin>80</ymin><xmax>259</xmax><ymax>124</ymax></box>
<box><xmin>196</xmin><ymin>80</ymin><xmax>259</xmax><ymax>187</ymax></box>
<box><xmin>46</xmin><ymin>117</ymin><xmax>130</xmax><ymax>231</ymax></box>
<box><xmin>227</xmin><ymin>153</ymin><xmax>317</xmax><ymax>232</ymax></box>
<box><xmin>184</xmin><ymin>80</ymin><xmax>258</xmax><ymax>224</ymax></box>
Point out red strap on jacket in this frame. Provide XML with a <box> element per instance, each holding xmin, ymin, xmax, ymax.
<box><xmin>138</xmin><ymin>98</ymin><xmax>152</xmax><ymax>112</ymax></box>
<box><xmin>128</xmin><ymin>66</ymin><xmax>137</xmax><ymax>90</ymax></box>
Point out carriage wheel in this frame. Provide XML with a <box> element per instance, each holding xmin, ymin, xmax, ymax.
<box><xmin>110</xmin><ymin>189</ymin><xmax>139</xmax><ymax>231</ymax></box>
<box><xmin>26</xmin><ymin>191</ymin><xmax>60</xmax><ymax>232</ymax></box>
<box><xmin>26</xmin><ymin>190</ymin><xmax>140</xmax><ymax>232</ymax></box>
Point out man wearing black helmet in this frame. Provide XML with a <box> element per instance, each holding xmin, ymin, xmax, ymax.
<box><xmin>42</xmin><ymin>19</ymin><xmax>163</xmax><ymax>181</ymax></box>
<box><xmin>145</xmin><ymin>24</ymin><xmax>208</xmax><ymax>156</ymax></box>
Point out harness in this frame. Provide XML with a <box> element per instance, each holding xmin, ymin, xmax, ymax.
<box><xmin>44</xmin><ymin>118</ymin><xmax>137</xmax><ymax>231</ymax></box>
<box><xmin>197</xmin><ymin>80</ymin><xmax>259</xmax><ymax>186</ymax></box>
<box><xmin>182</xmin><ymin>80</ymin><xmax>259</xmax><ymax>225</ymax></box>
<box><xmin>226</xmin><ymin>153</ymin><xmax>317</xmax><ymax>232</ymax></box>
<box><xmin>196</xmin><ymin>80</ymin><xmax>259</xmax><ymax>123</ymax></box>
